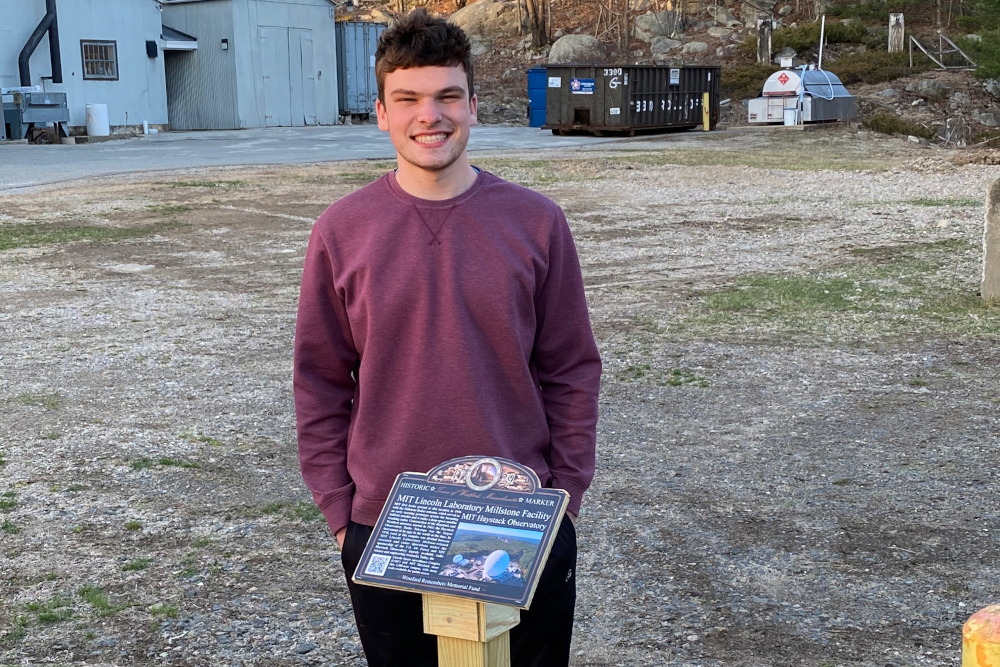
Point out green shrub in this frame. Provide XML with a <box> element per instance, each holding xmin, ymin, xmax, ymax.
<box><xmin>721</xmin><ymin>65</ymin><xmax>779</xmax><ymax>100</ymax></box>
<box><xmin>827</xmin><ymin>49</ymin><xmax>930</xmax><ymax>85</ymax></box>
<box><xmin>827</xmin><ymin>0</ymin><xmax>929</xmax><ymax>22</ymax></box>
<box><xmin>957</xmin><ymin>31</ymin><xmax>1000</xmax><ymax>79</ymax></box>
<box><xmin>864</xmin><ymin>113</ymin><xmax>935</xmax><ymax>139</ymax></box>
<box><xmin>773</xmin><ymin>21</ymin><xmax>869</xmax><ymax>52</ymax></box>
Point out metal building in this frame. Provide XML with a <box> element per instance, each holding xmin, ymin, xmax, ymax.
<box><xmin>0</xmin><ymin>0</ymin><xmax>168</xmax><ymax>132</ymax></box>
<box><xmin>161</xmin><ymin>0</ymin><xmax>339</xmax><ymax>130</ymax></box>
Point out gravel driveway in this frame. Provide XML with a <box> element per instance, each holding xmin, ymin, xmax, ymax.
<box><xmin>1</xmin><ymin>129</ymin><xmax>999</xmax><ymax>667</ymax></box>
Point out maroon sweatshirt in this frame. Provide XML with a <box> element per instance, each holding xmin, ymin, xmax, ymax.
<box><xmin>294</xmin><ymin>170</ymin><xmax>601</xmax><ymax>535</ymax></box>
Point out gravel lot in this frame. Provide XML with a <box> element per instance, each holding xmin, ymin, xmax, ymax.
<box><xmin>1</xmin><ymin>129</ymin><xmax>999</xmax><ymax>667</ymax></box>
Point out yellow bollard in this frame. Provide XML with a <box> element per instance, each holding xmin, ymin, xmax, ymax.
<box><xmin>702</xmin><ymin>92</ymin><xmax>711</xmax><ymax>131</ymax></box>
<box><xmin>963</xmin><ymin>605</ymin><xmax>1000</xmax><ymax>667</ymax></box>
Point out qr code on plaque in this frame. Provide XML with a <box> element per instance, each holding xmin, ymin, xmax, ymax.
<box><xmin>364</xmin><ymin>555</ymin><xmax>391</xmax><ymax>576</ymax></box>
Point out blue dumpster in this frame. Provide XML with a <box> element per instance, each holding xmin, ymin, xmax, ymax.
<box><xmin>528</xmin><ymin>67</ymin><xmax>547</xmax><ymax>128</ymax></box>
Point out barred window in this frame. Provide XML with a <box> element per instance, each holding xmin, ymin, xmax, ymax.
<box><xmin>81</xmin><ymin>41</ymin><xmax>118</xmax><ymax>80</ymax></box>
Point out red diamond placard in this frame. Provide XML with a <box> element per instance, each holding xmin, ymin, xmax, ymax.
<box><xmin>778</xmin><ymin>73</ymin><xmax>790</xmax><ymax>86</ymax></box>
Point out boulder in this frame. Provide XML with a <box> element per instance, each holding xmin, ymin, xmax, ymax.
<box><xmin>976</xmin><ymin>111</ymin><xmax>1000</xmax><ymax>128</ymax></box>
<box><xmin>984</xmin><ymin>79</ymin><xmax>1000</xmax><ymax>100</ymax></box>
<box><xmin>469</xmin><ymin>38</ymin><xmax>489</xmax><ymax>56</ymax></box>
<box><xmin>740</xmin><ymin>0</ymin><xmax>776</xmax><ymax>25</ymax></box>
<box><xmin>682</xmin><ymin>41</ymin><xmax>709</xmax><ymax>54</ymax></box>
<box><xmin>707</xmin><ymin>26</ymin><xmax>732</xmax><ymax>38</ymax></box>
<box><xmin>950</xmin><ymin>91</ymin><xmax>971</xmax><ymax>107</ymax></box>
<box><xmin>875</xmin><ymin>88</ymin><xmax>900</xmax><ymax>99</ymax></box>
<box><xmin>548</xmin><ymin>34</ymin><xmax>605</xmax><ymax>64</ymax></box>
<box><xmin>633</xmin><ymin>10</ymin><xmax>678</xmax><ymax>42</ymax></box>
<box><xmin>778</xmin><ymin>4</ymin><xmax>793</xmax><ymax>15</ymax></box>
<box><xmin>774</xmin><ymin>46</ymin><xmax>797</xmax><ymax>63</ymax></box>
<box><xmin>706</xmin><ymin>5</ymin><xmax>741</xmax><ymax>27</ymax></box>
<box><xmin>448</xmin><ymin>1</ymin><xmax>522</xmax><ymax>40</ymax></box>
<box><xmin>650</xmin><ymin>36</ymin><xmax>682</xmax><ymax>55</ymax></box>
<box><xmin>905</xmin><ymin>79</ymin><xmax>951</xmax><ymax>98</ymax></box>
<box><xmin>965</xmin><ymin>33</ymin><xmax>983</xmax><ymax>42</ymax></box>
<box><xmin>716</xmin><ymin>46</ymin><xmax>726</xmax><ymax>57</ymax></box>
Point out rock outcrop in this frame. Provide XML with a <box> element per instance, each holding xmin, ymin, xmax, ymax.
<box><xmin>448</xmin><ymin>1</ymin><xmax>522</xmax><ymax>40</ymax></box>
<box><xmin>632</xmin><ymin>10</ymin><xmax>679</xmax><ymax>43</ymax></box>
<box><xmin>548</xmin><ymin>34</ymin><xmax>605</xmax><ymax>64</ymax></box>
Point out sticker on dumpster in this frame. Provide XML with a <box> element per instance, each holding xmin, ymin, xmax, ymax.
<box><xmin>548</xmin><ymin>77</ymin><xmax>561</xmax><ymax>88</ymax></box>
<box><xmin>669</xmin><ymin>69</ymin><xmax>680</xmax><ymax>85</ymax></box>
<box><xmin>609</xmin><ymin>107</ymin><xmax>621</xmax><ymax>115</ymax></box>
<box><xmin>570</xmin><ymin>78</ymin><xmax>595</xmax><ymax>95</ymax></box>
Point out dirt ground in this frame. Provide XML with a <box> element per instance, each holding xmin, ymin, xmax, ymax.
<box><xmin>1</xmin><ymin>129</ymin><xmax>999</xmax><ymax>667</ymax></box>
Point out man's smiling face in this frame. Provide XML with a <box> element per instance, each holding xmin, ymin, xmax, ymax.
<box><xmin>376</xmin><ymin>65</ymin><xmax>478</xmax><ymax>175</ymax></box>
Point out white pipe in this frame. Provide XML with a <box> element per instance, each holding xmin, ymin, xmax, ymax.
<box><xmin>818</xmin><ymin>14</ymin><xmax>826</xmax><ymax>69</ymax></box>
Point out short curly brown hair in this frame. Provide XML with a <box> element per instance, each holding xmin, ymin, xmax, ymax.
<box><xmin>375</xmin><ymin>9</ymin><xmax>475</xmax><ymax>105</ymax></box>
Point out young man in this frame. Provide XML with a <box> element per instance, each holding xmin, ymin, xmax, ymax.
<box><xmin>294</xmin><ymin>10</ymin><xmax>601</xmax><ymax>667</ymax></box>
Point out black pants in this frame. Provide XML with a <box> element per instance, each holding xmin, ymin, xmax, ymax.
<box><xmin>342</xmin><ymin>517</ymin><xmax>578</xmax><ymax>667</ymax></box>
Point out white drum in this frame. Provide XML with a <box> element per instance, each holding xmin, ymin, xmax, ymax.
<box><xmin>85</xmin><ymin>103</ymin><xmax>110</xmax><ymax>136</ymax></box>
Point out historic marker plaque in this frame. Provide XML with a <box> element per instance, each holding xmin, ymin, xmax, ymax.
<box><xmin>352</xmin><ymin>456</ymin><xmax>569</xmax><ymax>609</ymax></box>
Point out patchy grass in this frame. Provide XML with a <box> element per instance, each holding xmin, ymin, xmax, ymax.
<box><xmin>124</xmin><ymin>520</ymin><xmax>142</xmax><ymax>531</ymax></box>
<box><xmin>130</xmin><ymin>458</ymin><xmax>155</xmax><ymax>471</ymax></box>
<box><xmin>0</xmin><ymin>492</ymin><xmax>16</xmax><ymax>512</ymax></box>
<box><xmin>681</xmin><ymin>238</ymin><xmax>998</xmax><ymax>342</ymax></box>
<box><xmin>11</xmin><ymin>392</ymin><xmax>62</xmax><ymax>410</ymax></box>
<box><xmin>251</xmin><ymin>500</ymin><xmax>324</xmax><ymax>522</ymax></box>
<box><xmin>122</xmin><ymin>558</ymin><xmax>152</xmax><ymax>572</ymax></box>
<box><xmin>77</xmin><ymin>586</ymin><xmax>127</xmax><ymax>616</ymax></box>
<box><xmin>1</xmin><ymin>520</ymin><xmax>19</xmax><ymax>534</ymax></box>
<box><xmin>167</xmin><ymin>180</ymin><xmax>248</xmax><ymax>189</ymax></box>
<box><xmin>662</xmin><ymin>368</ymin><xmax>710</xmax><ymax>388</ymax></box>
<box><xmin>907</xmin><ymin>197</ymin><xmax>981</xmax><ymax>207</ymax></box>
<box><xmin>180</xmin><ymin>432</ymin><xmax>223</xmax><ymax>447</ymax></box>
<box><xmin>44</xmin><ymin>432</ymin><xmax>61</xmax><ymax>440</ymax></box>
<box><xmin>158</xmin><ymin>457</ymin><xmax>199</xmax><ymax>469</ymax></box>
<box><xmin>618</xmin><ymin>364</ymin><xmax>709</xmax><ymax>387</ymax></box>
<box><xmin>150</xmin><ymin>603</ymin><xmax>179</xmax><ymax>618</ymax></box>
<box><xmin>0</xmin><ymin>628</ymin><xmax>27</xmax><ymax>645</ymax></box>
<box><xmin>0</xmin><ymin>222</ymin><xmax>178</xmax><ymax>252</ymax></box>
<box><xmin>64</xmin><ymin>484</ymin><xmax>88</xmax><ymax>492</ymax></box>
<box><xmin>26</xmin><ymin>595</ymin><xmax>73</xmax><ymax>624</ymax></box>
<box><xmin>146</xmin><ymin>204</ymin><xmax>193</xmax><ymax>217</ymax></box>
<box><xmin>601</xmin><ymin>146</ymin><xmax>896</xmax><ymax>172</ymax></box>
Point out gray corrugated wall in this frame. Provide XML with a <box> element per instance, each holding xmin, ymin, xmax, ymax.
<box><xmin>162</xmin><ymin>0</ymin><xmax>239</xmax><ymax>130</ymax></box>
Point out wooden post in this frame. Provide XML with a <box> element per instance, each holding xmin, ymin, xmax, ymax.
<box><xmin>889</xmin><ymin>13</ymin><xmax>904</xmax><ymax>53</ymax></box>
<box><xmin>756</xmin><ymin>18</ymin><xmax>773</xmax><ymax>65</ymax></box>
<box><xmin>423</xmin><ymin>595</ymin><xmax>520</xmax><ymax>667</ymax></box>
<box><xmin>702</xmin><ymin>92</ymin><xmax>710</xmax><ymax>131</ymax></box>
<box><xmin>983</xmin><ymin>179</ymin><xmax>1000</xmax><ymax>304</ymax></box>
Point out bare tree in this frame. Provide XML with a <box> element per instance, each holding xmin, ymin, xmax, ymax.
<box><xmin>525</xmin><ymin>0</ymin><xmax>548</xmax><ymax>47</ymax></box>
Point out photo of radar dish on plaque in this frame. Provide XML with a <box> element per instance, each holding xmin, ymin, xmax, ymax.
<box><xmin>439</xmin><ymin>522</ymin><xmax>543</xmax><ymax>586</ymax></box>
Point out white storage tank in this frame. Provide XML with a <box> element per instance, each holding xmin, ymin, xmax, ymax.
<box><xmin>747</xmin><ymin>66</ymin><xmax>858</xmax><ymax>124</ymax></box>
